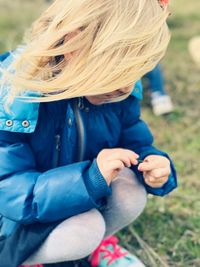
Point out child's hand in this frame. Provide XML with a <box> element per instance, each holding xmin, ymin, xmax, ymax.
<box><xmin>96</xmin><ymin>148</ymin><xmax>139</xmax><ymax>185</ymax></box>
<box><xmin>138</xmin><ymin>155</ymin><xmax>170</xmax><ymax>188</ymax></box>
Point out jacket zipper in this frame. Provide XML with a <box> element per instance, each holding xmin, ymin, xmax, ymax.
<box><xmin>53</xmin><ymin>97</ymin><xmax>86</xmax><ymax>167</ymax></box>
<box><xmin>73</xmin><ymin>98</ymin><xmax>86</xmax><ymax>162</ymax></box>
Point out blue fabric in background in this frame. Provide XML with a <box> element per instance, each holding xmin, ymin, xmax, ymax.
<box><xmin>0</xmin><ymin>51</ymin><xmax>11</xmax><ymax>62</ymax></box>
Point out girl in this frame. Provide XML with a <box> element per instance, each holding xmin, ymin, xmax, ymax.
<box><xmin>0</xmin><ymin>0</ymin><xmax>177</xmax><ymax>266</ymax></box>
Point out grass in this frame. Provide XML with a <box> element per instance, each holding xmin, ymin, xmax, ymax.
<box><xmin>131</xmin><ymin>1</ymin><xmax>200</xmax><ymax>266</ymax></box>
<box><xmin>0</xmin><ymin>1</ymin><xmax>200</xmax><ymax>266</ymax></box>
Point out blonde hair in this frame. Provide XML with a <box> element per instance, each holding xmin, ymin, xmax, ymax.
<box><xmin>3</xmin><ymin>0</ymin><xmax>170</xmax><ymax>102</ymax></box>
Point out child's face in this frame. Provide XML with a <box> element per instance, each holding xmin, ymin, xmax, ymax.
<box><xmin>62</xmin><ymin>31</ymin><xmax>133</xmax><ymax>105</ymax></box>
<box><xmin>85</xmin><ymin>85</ymin><xmax>133</xmax><ymax>105</ymax></box>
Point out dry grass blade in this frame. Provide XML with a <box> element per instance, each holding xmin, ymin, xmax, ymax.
<box><xmin>128</xmin><ymin>226</ymin><xmax>170</xmax><ymax>267</ymax></box>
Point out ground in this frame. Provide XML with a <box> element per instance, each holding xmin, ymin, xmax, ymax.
<box><xmin>0</xmin><ymin>1</ymin><xmax>200</xmax><ymax>266</ymax></box>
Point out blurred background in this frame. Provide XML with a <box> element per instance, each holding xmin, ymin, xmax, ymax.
<box><xmin>0</xmin><ymin>0</ymin><xmax>200</xmax><ymax>266</ymax></box>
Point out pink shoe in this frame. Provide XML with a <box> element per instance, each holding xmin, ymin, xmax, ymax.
<box><xmin>89</xmin><ymin>236</ymin><xmax>145</xmax><ymax>267</ymax></box>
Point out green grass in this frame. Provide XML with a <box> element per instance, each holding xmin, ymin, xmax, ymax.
<box><xmin>0</xmin><ymin>0</ymin><xmax>47</xmax><ymax>51</ymax></box>
<box><xmin>0</xmin><ymin>1</ymin><xmax>200</xmax><ymax>266</ymax></box>
<box><xmin>133</xmin><ymin>1</ymin><xmax>200</xmax><ymax>266</ymax></box>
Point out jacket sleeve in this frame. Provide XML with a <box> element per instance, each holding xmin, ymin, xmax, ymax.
<box><xmin>120</xmin><ymin>97</ymin><xmax>177</xmax><ymax>196</ymax></box>
<box><xmin>0</xmin><ymin>130</ymin><xmax>111</xmax><ymax>224</ymax></box>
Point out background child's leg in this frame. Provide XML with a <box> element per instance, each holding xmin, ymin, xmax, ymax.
<box><xmin>23</xmin><ymin>209</ymin><xmax>105</xmax><ymax>265</ymax></box>
<box><xmin>144</xmin><ymin>64</ymin><xmax>174</xmax><ymax>116</ymax></box>
<box><xmin>145</xmin><ymin>64</ymin><xmax>166</xmax><ymax>95</ymax></box>
<box><xmin>101</xmin><ymin>168</ymin><xmax>147</xmax><ymax>237</ymax></box>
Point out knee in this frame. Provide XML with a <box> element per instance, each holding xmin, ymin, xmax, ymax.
<box><xmin>112</xmin><ymin>168</ymin><xmax>147</xmax><ymax>223</ymax></box>
<box><xmin>120</xmin><ymin>184</ymin><xmax>147</xmax><ymax>224</ymax></box>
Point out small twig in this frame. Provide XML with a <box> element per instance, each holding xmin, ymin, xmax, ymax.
<box><xmin>128</xmin><ymin>226</ymin><xmax>170</xmax><ymax>267</ymax></box>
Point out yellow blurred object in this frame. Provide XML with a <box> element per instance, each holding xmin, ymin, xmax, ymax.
<box><xmin>188</xmin><ymin>36</ymin><xmax>200</xmax><ymax>67</ymax></box>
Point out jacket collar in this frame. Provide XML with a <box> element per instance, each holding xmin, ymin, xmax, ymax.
<box><xmin>0</xmin><ymin>49</ymin><xmax>40</xmax><ymax>133</ymax></box>
<box><xmin>0</xmin><ymin>50</ymin><xmax>143</xmax><ymax>134</ymax></box>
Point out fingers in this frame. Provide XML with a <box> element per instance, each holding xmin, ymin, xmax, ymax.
<box><xmin>149</xmin><ymin>168</ymin><xmax>170</xmax><ymax>179</ymax></box>
<box><xmin>96</xmin><ymin>148</ymin><xmax>139</xmax><ymax>185</ymax></box>
<box><xmin>109</xmin><ymin>160</ymin><xmax>125</xmax><ymax>171</ymax></box>
<box><xmin>138</xmin><ymin>156</ymin><xmax>170</xmax><ymax>172</ymax></box>
<box><xmin>138</xmin><ymin>160</ymin><xmax>162</xmax><ymax>171</ymax></box>
<box><xmin>144</xmin><ymin>179</ymin><xmax>166</xmax><ymax>188</ymax></box>
<box><xmin>143</xmin><ymin>170</ymin><xmax>169</xmax><ymax>188</ymax></box>
<box><xmin>144</xmin><ymin>172</ymin><xmax>169</xmax><ymax>183</ymax></box>
<box><xmin>138</xmin><ymin>155</ymin><xmax>171</xmax><ymax>188</ymax></box>
<box><xmin>107</xmin><ymin>148</ymin><xmax>139</xmax><ymax>167</ymax></box>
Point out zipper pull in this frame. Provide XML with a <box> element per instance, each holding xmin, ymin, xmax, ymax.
<box><xmin>55</xmin><ymin>134</ymin><xmax>61</xmax><ymax>151</ymax></box>
<box><xmin>54</xmin><ymin>134</ymin><xmax>61</xmax><ymax>167</ymax></box>
<box><xmin>77</xmin><ymin>97</ymin><xmax>84</xmax><ymax>109</ymax></box>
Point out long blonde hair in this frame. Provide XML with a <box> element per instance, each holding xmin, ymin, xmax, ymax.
<box><xmin>3</xmin><ymin>0</ymin><xmax>170</xmax><ymax>102</ymax></box>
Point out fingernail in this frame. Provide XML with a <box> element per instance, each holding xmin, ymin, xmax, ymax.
<box><xmin>138</xmin><ymin>165</ymin><xmax>142</xmax><ymax>171</ymax></box>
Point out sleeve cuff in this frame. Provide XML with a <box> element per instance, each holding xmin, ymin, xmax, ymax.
<box><xmin>84</xmin><ymin>159</ymin><xmax>111</xmax><ymax>201</ymax></box>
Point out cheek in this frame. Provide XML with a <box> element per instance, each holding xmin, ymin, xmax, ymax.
<box><xmin>64</xmin><ymin>52</ymin><xmax>73</xmax><ymax>61</ymax></box>
<box><xmin>63</xmin><ymin>30</ymin><xmax>82</xmax><ymax>60</ymax></box>
<box><xmin>124</xmin><ymin>85</ymin><xmax>133</xmax><ymax>93</ymax></box>
<box><xmin>64</xmin><ymin>49</ymin><xmax>80</xmax><ymax>61</ymax></box>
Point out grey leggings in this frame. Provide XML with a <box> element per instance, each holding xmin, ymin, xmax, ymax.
<box><xmin>24</xmin><ymin>168</ymin><xmax>147</xmax><ymax>265</ymax></box>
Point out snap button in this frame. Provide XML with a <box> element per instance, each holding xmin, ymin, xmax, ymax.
<box><xmin>134</xmin><ymin>87</ymin><xmax>139</xmax><ymax>93</ymax></box>
<box><xmin>68</xmin><ymin>118</ymin><xmax>72</xmax><ymax>126</ymax></box>
<box><xmin>5</xmin><ymin>120</ymin><xmax>13</xmax><ymax>127</ymax></box>
<box><xmin>22</xmin><ymin>120</ymin><xmax>30</xmax><ymax>128</ymax></box>
<box><xmin>85</xmin><ymin>107</ymin><xmax>90</xmax><ymax>112</ymax></box>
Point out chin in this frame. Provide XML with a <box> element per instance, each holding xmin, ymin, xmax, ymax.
<box><xmin>91</xmin><ymin>100</ymin><xmax>105</xmax><ymax>105</ymax></box>
<box><xmin>86</xmin><ymin>97</ymin><xmax>105</xmax><ymax>105</ymax></box>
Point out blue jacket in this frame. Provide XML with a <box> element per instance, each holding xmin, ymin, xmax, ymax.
<box><xmin>0</xmin><ymin>51</ymin><xmax>177</xmax><ymax>238</ymax></box>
